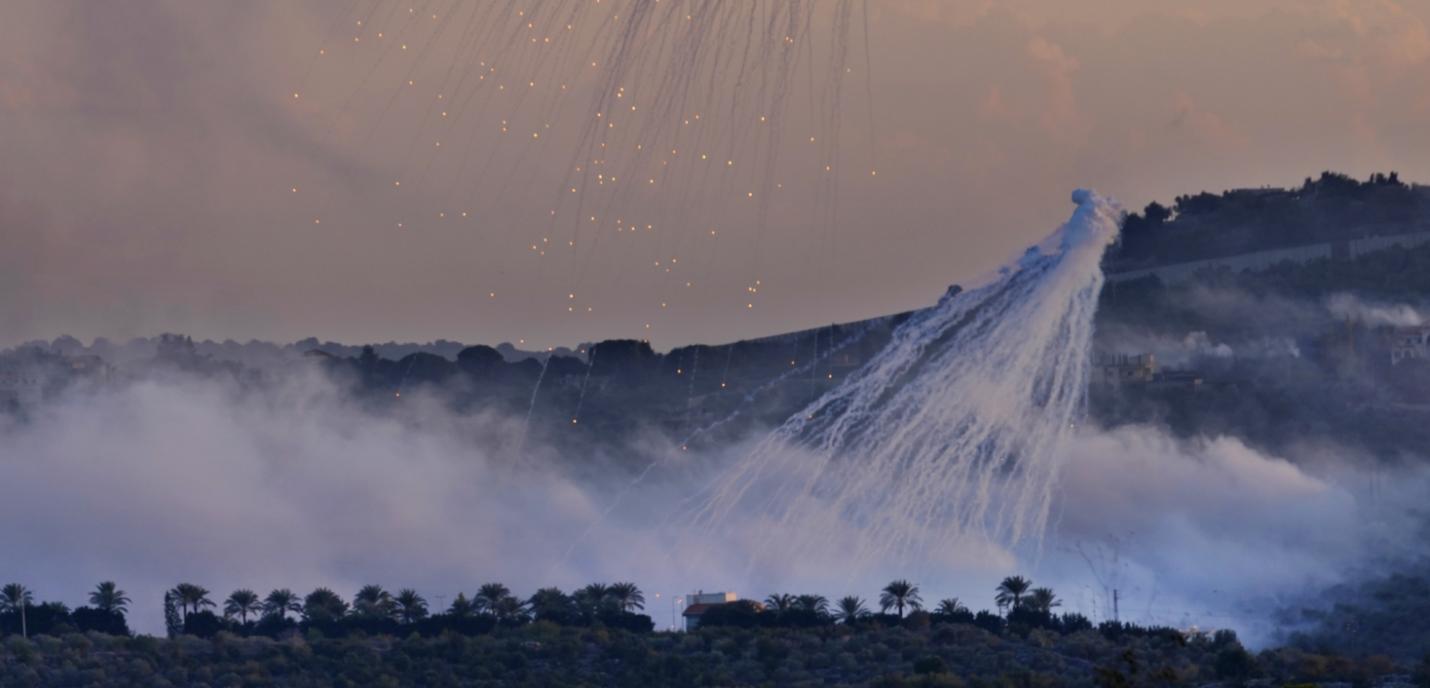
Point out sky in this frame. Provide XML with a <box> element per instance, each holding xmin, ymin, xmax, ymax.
<box><xmin>3</xmin><ymin>0</ymin><xmax>1429</xmax><ymax>351</ymax></box>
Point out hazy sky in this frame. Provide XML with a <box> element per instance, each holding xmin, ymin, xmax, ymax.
<box><xmin>3</xmin><ymin>0</ymin><xmax>1428</xmax><ymax>350</ymax></box>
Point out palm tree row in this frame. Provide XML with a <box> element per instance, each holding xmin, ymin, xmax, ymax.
<box><xmin>764</xmin><ymin>577</ymin><xmax>1060</xmax><ymax>625</ymax></box>
<box><xmin>155</xmin><ymin>580</ymin><xmax>648</xmax><ymax>626</ymax></box>
<box><xmin>5</xmin><ymin>575</ymin><xmax>1060</xmax><ymax>633</ymax></box>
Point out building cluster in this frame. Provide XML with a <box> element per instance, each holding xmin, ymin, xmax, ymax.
<box><xmin>1094</xmin><ymin>353</ymin><xmax>1203</xmax><ymax>390</ymax></box>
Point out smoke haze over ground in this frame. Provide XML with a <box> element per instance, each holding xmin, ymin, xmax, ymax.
<box><xmin>4</xmin><ymin>361</ymin><xmax>1424</xmax><ymax>645</ymax></box>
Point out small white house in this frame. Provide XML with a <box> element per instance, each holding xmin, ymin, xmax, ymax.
<box><xmin>681</xmin><ymin>591</ymin><xmax>739</xmax><ymax>631</ymax></box>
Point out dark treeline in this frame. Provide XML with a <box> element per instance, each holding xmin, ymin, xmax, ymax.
<box><xmin>1110</xmin><ymin>170</ymin><xmax>1430</xmax><ymax>267</ymax></box>
<box><xmin>5</xmin><ymin>577</ymin><xmax>1427</xmax><ymax>687</ymax></box>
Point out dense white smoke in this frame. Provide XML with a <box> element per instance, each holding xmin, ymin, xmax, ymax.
<box><xmin>1326</xmin><ymin>292</ymin><xmax>1425</xmax><ymax>328</ymax></box>
<box><xmin>685</xmin><ymin>190</ymin><xmax>1121</xmax><ymax>575</ymax></box>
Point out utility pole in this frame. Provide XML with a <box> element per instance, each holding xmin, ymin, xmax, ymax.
<box><xmin>1112</xmin><ymin>589</ymin><xmax>1119</xmax><ymax>623</ymax></box>
<box><xmin>20</xmin><ymin>599</ymin><xmax>27</xmax><ymax>639</ymax></box>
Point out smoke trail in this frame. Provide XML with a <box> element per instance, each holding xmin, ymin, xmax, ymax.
<box><xmin>686</xmin><ymin>190</ymin><xmax>1122</xmax><ymax>576</ymax></box>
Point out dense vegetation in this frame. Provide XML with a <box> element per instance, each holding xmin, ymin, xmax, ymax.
<box><xmin>3</xmin><ymin>578</ymin><xmax>1427</xmax><ymax>686</ymax></box>
<box><xmin>1111</xmin><ymin>171</ymin><xmax>1430</xmax><ymax>267</ymax></box>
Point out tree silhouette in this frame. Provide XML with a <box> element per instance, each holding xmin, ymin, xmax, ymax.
<box><xmin>764</xmin><ymin>593</ymin><xmax>796</xmax><ymax>614</ymax></box>
<box><xmin>574</xmin><ymin>583</ymin><xmax>612</xmax><ymax>618</ymax></box>
<box><xmin>1026</xmin><ymin>587</ymin><xmax>1060</xmax><ymax>615</ymax></box>
<box><xmin>89</xmin><ymin>581</ymin><xmax>130</xmax><ymax>615</ymax></box>
<box><xmin>476</xmin><ymin>583</ymin><xmax>512</xmax><ymax>616</ymax></box>
<box><xmin>302</xmin><ymin>587</ymin><xmax>348</xmax><ymax>622</ymax></box>
<box><xmin>995</xmin><ymin>576</ymin><xmax>1032</xmax><ymax>613</ymax></box>
<box><xmin>608</xmin><ymin>582</ymin><xmax>645</xmax><ymax>612</ymax></box>
<box><xmin>836</xmin><ymin>596</ymin><xmax>868</xmax><ymax>624</ymax></box>
<box><xmin>795</xmin><ymin>594</ymin><xmax>829</xmax><ymax>616</ymax></box>
<box><xmin>262</xmin><ymin>589</ymin><xmax>302</xmax><ymax>620</ymax></box>
<box><xmin>528</xmin><ymin>588</ymin><xmax>573</xmax><ymax>622</ymax></box>
<box><xmin>223</xmin><ymin>589</ymin><xmax>261</xmax><ymax>623</ymax></box>
<box><xmin>935</xmin><ymin>598</ymin><xmax>967</xmax><ymax>616</ymax></box>
<box><xmin>447</xmin><ymin>593</ymin><xmax>477</xmax><ymax>618</ymax></box>
<box><xmin>879</xmin><ymin>580</ymin><xmax>922</xmax><ymax>618</ymax></box>
<box><xmin>170</xmin><ymin>583</ymin><xmax>215</xmax><ymax>618</ymax></box>
<box><xmin>393</xmin><ymin>589</ymin><xmax>428</xmax><ymax>624</ymax></box>
<box><xmin>0</xmin><ymin>583</ymin><xmax>33</xmax><ymax>637</ymax></box>
<box><xmin>353</xmin><ymin>584</ymin><xmax>395</xmax><ymax>619</ymax></box>
<box><xmin>491</xmin><ymin>595</ymin><xmax>529</xmax><ymax>623</ymax></box>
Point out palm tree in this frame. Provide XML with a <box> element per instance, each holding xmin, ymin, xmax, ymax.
<box><xmin>764</xmin><ymin>593</ymin><xmax>796</xmax><ymax>614</ymax></box>
<box><xmin>0</xmin><ymin>583</ymin><xmax>34</xmax><ymax>637</ymax></box>
<box><xmin>170</xmin><ymin>583</ymin><xmax>215</xmax><ymax>618</ymax></box>
<box><xmin>836</xmin><ymin>596</ymin><xmax>868</xmax><ymax>624</ymax></box>
<box><xmin>263</xmin><ymin>589</ymin><xmax>302</xmax><ymax>620</ymax></box>
<box><xmin>607</xmin><ymin>582</ymin><xmax>645</xmax><ymax>613</ymax></box>
<box><xmin>475</xmin><ymin>583</ymin><xmax>512</xmax><ymax>616</ymax></box>
<box><xmin>879</xmin><ymin>580</ymin><xmax>922</xmax><ymax>618</ymax></box>
<box><xmin>353</xmin><ymin>584</ymin><xmax>395</xmax><ymax>619</ymax></box>
<box><xmin>491</xmin><ymin>595</ymin><xmax>529</xmax><ymax>623</ymax></box>
<box><xmin>223</xmin><ymin>589</ymin><xmax>261</xmax><ymax>623</ymax></box>
<box><xmin>89</xmin><ymin>581</ymin><xmax>130</xmax><ymax>615</ymax></box>
<box><xmin>935</xmin><ymin>598</ymin><xmax>968</xmax><ymax>616</ymax></box>
<box><xmin>393</xmin><ymin>589</ymin><xmax>428</xmax><ymax>624</ymax></box>
<box><xmin>795</xmin><ymin>594</ymin><xmax>829</xmax><ymax>616</ymax></box>
<box><xmin>995</xmin><ymin>576</ymin><xmax>1032</xmax><ymax>614</ymax></box>
<box><xmin>1026</xmin><ymin>587</ymin><xmax>1061</xmax><ymax>615</ymax></box>
<box><xmin>302</xmin><ymin>587</ymin><xmax>348</xmax><ymax>622</ymax></box>
<box><xmin>528</xmin><ymin>587</ymin><xmax>572</xmax><ymax>621</ymax></box>
<box><xmin>573</xmin><ymin>583</ymin><xmax>611</xmax><ymax>617</ymax></box>
<box><xmin>447</xmin><ymin>593</ymin><xmax>477</xmax><ymax>618</ymax></box>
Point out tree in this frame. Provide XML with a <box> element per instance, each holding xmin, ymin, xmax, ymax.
<box><xmin>223</xmin><ymin>589</ymin><xmax>262</xmax><ymax>623</ymax></box>
<box><xmin>764</xmin><ymin>593</ymin><xmax>796</xmax><ymax>614</ymax></box>
<box><xmin>794</xmin><ymin>595</ymin><xmax>829</xmax><ymax>616</ymax></box>
<box><xmin>476</xmin><ymin>583</ymin><xmax>512</xmax><ymax>616</ymax></box>
<box><xmin>302</xmin><ymin>587</ymin><xmax>348</xmax><ymax>623</ymax></box>
<box><xmin>170</xmin><ymin>583</ymin><xmax>215</xmax><ymax>618</ymax></box>
<box><xmin>353</xmin><ymin>584</ymin><xmax>395</xmax><ymax>619</ymax></box>
<box><xmin>491</xmin><ymin>595</ymin><xmax>529</xmax><ymax>624</ymax></box>
<box><xmin>0</xmin><ymin>583</ymin><xmax>34</xmax><ymax>637</ymax></box>
<box><xmin>447</xmin><ymin>593</ymin><xmax>477</xmax><ymax>618</ymax></box>
<box><xmin>995</xmin><ymin>576</ymin><xmax>1032</xmax><ymax>613</ymax></box>
<box><xmin>528</xmin><ymin>587</ymin><xmax>573</xmax><ymax>622</ymax></box>
<box><xmin>879</xmin><ymin>580</ymin><xmax>922</xmax><ymax>618</ymax></box>
<box><xmin>163</xmin><ymin>591</ymin><xmax>182</xmax><ymax>639</ymax></box>
<box><xmin>935</xmin><ymin>598</ymin><xmax>967</xmax><ymax>616</ymax></box>
<box><xmin>263</xmin><ymin>589</ymin><xmax>302</xmax><ymax>621</ymax></box>
<box><xmin>1026</xmin><ymin>587</ymin><xmax>1060</xmax><ymax>615</ymax></box>
<box><xmin>836</xmin><ymin>596</ymin><xmax>868</xmax><ymax>624</ymax></box>
<box><xmin>608</xmin><ymin>582</ymin><xmax>645</xmax><ymax>612</ymax></box>
<box><xmin>89</xmin><ymin>581</ymin><xmax>130</xmax><ymax>615</ymax></box>
<box><xmin>574</xmin><ymin>583</ymin><xmax>612</xmax><ymax>618</ymax></box>
<box><xmin>393</xmin><ymin>589</ymin><xmax>428</xmax><ymax>624</ymax></box>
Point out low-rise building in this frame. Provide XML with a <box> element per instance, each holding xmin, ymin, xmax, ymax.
<box><xmin>681</xmin><ymin>591</ymin><xmax>739</xmax><ymax>631</ymax></box>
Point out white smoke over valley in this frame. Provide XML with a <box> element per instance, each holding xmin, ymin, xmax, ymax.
<box><xmin>2</xmin><ymin>341</ymin><xmax>1424</xmax><ymax>644</ymax></box>
<box><xmin>1326</xmin><ymin>292</ymin><xmax>1426</xmax><ymax>328</ymax></box>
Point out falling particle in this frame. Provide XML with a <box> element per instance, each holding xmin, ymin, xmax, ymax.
<box><xmin>290</xmin><ymin>187</ymin><xmax>298</xmax><ymax>193</ymax></box>
<box><xmin>291</xmin><ymin>92</ymin><xmax>300</xmax><ymax>99</ymax></box>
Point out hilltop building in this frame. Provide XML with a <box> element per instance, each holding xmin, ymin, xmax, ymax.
<box><xmin>1390</xmin><ymin>326</ymin><xmax>1430</xmax><ymax>365</ymax></box>
<box><xmin>681</xmin><ymin>591</ymin><xmax>740</xmax><ymax>631</ymax></box>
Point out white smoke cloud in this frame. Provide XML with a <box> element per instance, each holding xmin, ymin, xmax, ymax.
<box><xmin>1037</xmin><ymin>425</ymin><xmax>1426</xmax><ymax>644</ymax></box>
<box><xmin>1326</xmin><ymin>292</ymin><xmax>1425</xmax><ymax>328</ymax></box>
<box><xmin>1</xmin><ymin>364</ymin><xmax>1423</xmax><ymax>644</ymax></box>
